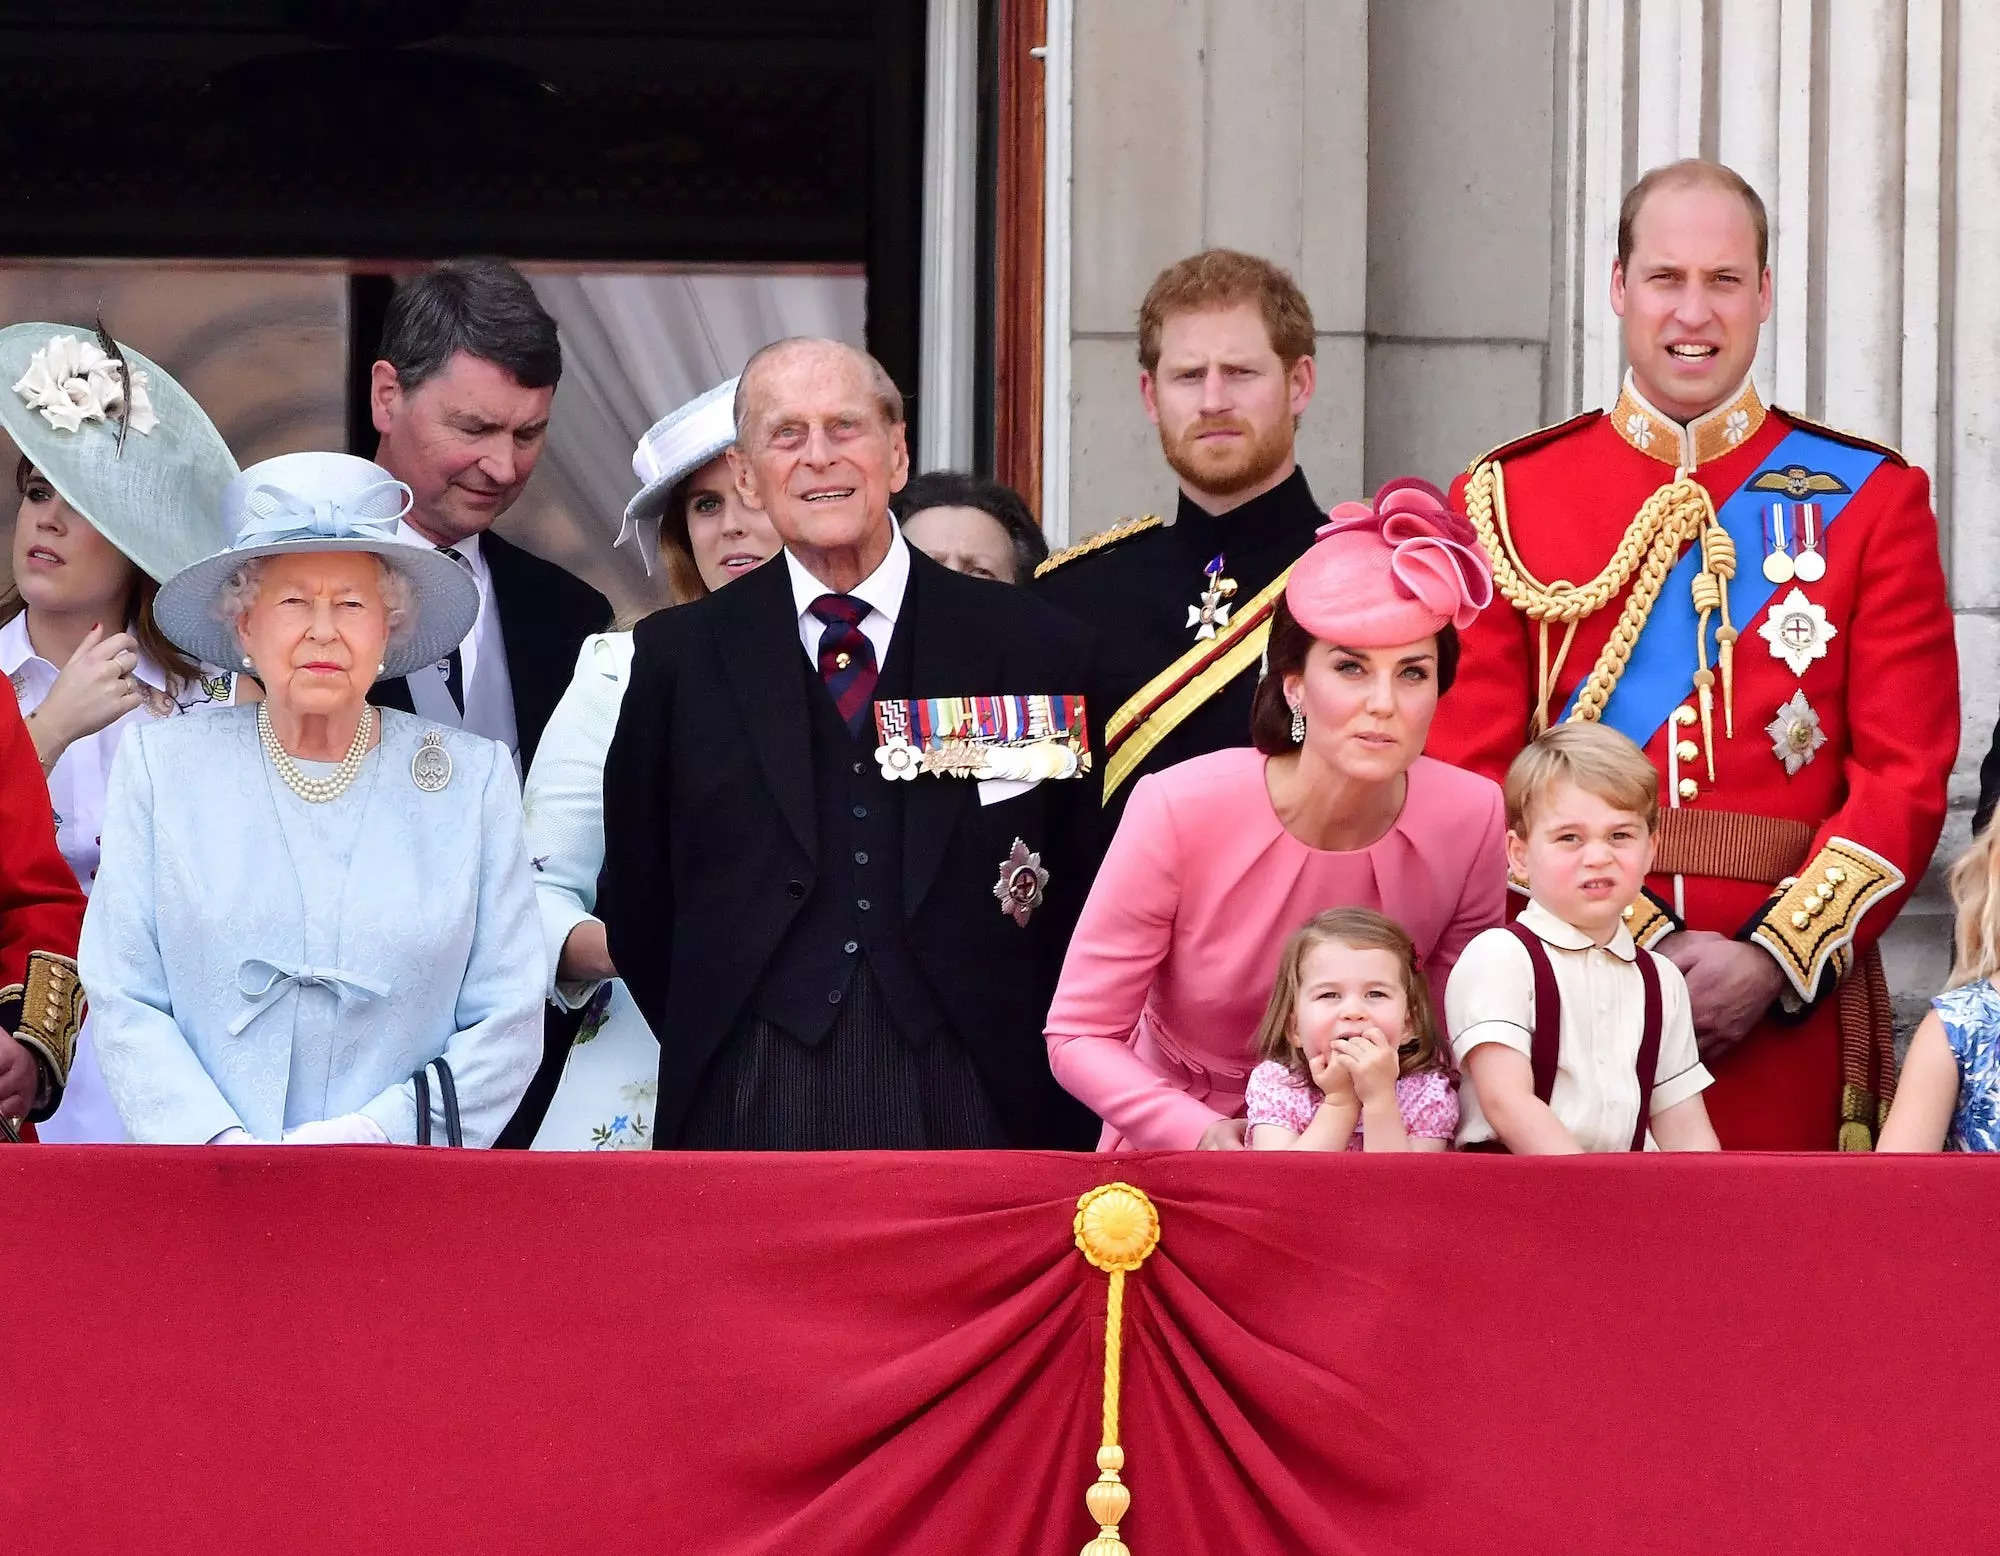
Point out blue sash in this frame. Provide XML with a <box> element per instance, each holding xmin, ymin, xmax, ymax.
<box><xmin>1558</xmin><ymin>426</ymin><xmax>1885</xmax><ymax>749</ymax></box>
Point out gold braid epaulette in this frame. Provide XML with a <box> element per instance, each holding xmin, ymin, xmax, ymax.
<box><xmin>1770</xmin><ymin>406</ymin><xmax>1908</xmax><ymax>467</ymax></box>
<box><xmin>1462</xmin><ymin>456</ymin><xmax>1720</xmax><ymax>728</ymax></box>
<box><xmin>1033</xmin><ymin>514</ymin><xmax>1164</xmax><ymax>578</ymax></box>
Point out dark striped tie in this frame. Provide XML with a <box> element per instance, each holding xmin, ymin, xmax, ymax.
<box><xmin>438</xmin><ymin>545</ymin><xmax>470</xmax><ymax>713</ymax></box>
<box><xmin>809</xmin><ymin>594</ymin><xmax>877</xmax><ymax>736</ymax></box>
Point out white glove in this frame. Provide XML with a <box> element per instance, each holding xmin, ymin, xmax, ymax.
<box><xmin>281</xmin><ymin>1114</ymin><xmax>390</xmax><ymax>1145</ymax></box>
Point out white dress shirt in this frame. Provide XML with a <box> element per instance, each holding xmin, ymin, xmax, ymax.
<box><xmin>1447</xmin><ymin>898</ymin><xmax>1712</xmax><ymax>1152</ymax></box>
<box><xmin>783</xmin><ymin>521</ymin><xmax>910</xmax><ymax>672</ymax></box>
<box><xmin>394</xmin><ymin>522</ymin><xmax>520</xmax><ymax>757</ymax></box>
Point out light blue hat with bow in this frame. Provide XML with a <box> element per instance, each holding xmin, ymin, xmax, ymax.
<box><xmin>153</xmin><ymin>450</ymin><xmax>479</xmax><ymax>681</ymax></box>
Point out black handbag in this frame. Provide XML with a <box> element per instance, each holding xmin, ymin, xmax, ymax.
<box><xmin>411</xmin><ymin>1057</ymin><xmax>463</xmax><ymax>1147</ymax></box>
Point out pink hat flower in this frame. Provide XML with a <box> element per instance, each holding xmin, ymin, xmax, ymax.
<box><xmin>1284</xmin><ymin>477</ymin><xmax>1494</xmax><ymax>643</ymax></box>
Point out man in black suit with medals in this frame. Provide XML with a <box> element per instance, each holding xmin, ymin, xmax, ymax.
<box><xmin>1034</xmin><ymin>249</ymin><xmax>1324</xmax><ymax>819</ymax></box>
<box><xmin>368</xmin><ymin>259</ymin><xmax>608</xmax><ymax>1149</ymax></box>
<box><xmin>599</xmin><ymin>338</ymin><xmax>1101</xmax><ymax>1150</ymax></box>
<box><xmin>367</xmin><ymin>258</ymin><xmax>607</xmax><ymax>774</ymax></box>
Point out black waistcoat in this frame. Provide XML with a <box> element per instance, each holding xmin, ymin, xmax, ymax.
<box><xmin>747</xmin><ymin>647</ymin><xmax>947</xmax><ymax>1047</ymax></box>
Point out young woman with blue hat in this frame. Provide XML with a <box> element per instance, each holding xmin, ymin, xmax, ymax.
<box><xmin>0</xmin><ymin>323</ymin><xmax>241</xmax><ymax>1140</ymax></box>
<box><xmin>518</xmin><ymin>376</ymin><xmax>780</xmax><ymax>1148</ymax></box>
<box><xmin>79</xmin><ymin>450</ymin><xmax>546</xmax><ymax>1145</ymax></box>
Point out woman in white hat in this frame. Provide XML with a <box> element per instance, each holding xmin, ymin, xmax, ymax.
<box><xmin>519</xmin><ymin>376</ymin><xmax>779</xmax><ymax>1149</ymax></box>
<box><xmin>78</xmin><ymin>451</ymin><xmax>544</xmax><ymax>1145</ymax></box>
<box><xmin>0</xmin><ymin>324</ymin><xmax>241</xmax><ymax>1141</ymax></box>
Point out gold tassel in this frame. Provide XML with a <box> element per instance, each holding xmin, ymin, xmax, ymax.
<box><xmin>1700</xmin><ymin>524</ymin><xmax>1740</xmax><ymax>738</ymax></box>
<box><xmin>1072</xmin><ymin>1183</ymin><xmax>1161</xmax><ymax>1556</ymax></box>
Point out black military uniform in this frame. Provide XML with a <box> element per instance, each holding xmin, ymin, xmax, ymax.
<box><xmin>1032</xmin><ymin>466</ymin><xmax>1325</xmax><ymax>818</ymax></box>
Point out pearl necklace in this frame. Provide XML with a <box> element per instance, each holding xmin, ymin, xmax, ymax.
<box><xmin>257</xmin><ymin>702</ymin><xmax>376</xmax><ymax>804</ymax></box>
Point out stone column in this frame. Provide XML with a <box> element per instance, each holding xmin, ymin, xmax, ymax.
<box><xmin>1056</xmin><ymin>0</ymin><xmax>1368</xmax><ymax>543</ymax></box>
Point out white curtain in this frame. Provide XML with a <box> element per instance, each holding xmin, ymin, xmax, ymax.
<box><xmin>503</xmin><ymin>268</ymin><xmax>867</xmax><ymax>622</ymax></box>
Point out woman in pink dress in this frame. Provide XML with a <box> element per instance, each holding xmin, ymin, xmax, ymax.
<box><xmin>1045</xmin><ymin>477</ymin><xmax>1507</xmax><ymax>1150</ymax></box>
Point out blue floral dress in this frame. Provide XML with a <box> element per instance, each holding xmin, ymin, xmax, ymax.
<box><xmin>1930</xmin><ymin>980</ymin><xmax>2000</xmax><ymax>1150</ymax></box>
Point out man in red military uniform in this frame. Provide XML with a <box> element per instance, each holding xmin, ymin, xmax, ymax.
<box><xmin>0</xmin><ymin>689</ymin><xmax>86</xmax><ymax>1140</ymax></box>
<box><xmin>1429</xmin><ymin>159</ymin><xmax>1957</xmax><ymax>1150</ymax></box>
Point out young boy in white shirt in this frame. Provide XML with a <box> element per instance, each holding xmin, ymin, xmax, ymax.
<box><xmin>1448</xmin><ymin>722</ymin><xmax>1721</xmax><ymax>1154</ymax></box>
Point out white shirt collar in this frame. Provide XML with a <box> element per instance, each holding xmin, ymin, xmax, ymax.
<box><xmin>0</xmin><ymin>612</ymin><xmax>35</xmax><ymax>677</ymax></box>
<box><xmin>783</xmin><ymin>520</ymin><xmax>910</xmax><ymax>629</ymax></box>
<box><xmin>1518</xmin><ymin>897</ymin><xmax>1638</xmax><ymax>962</ymax></box>
<box><xmin>394</xmin><ymin>520</ymin><xmax>483</xmax><ymax>571</ymax></box>
<box><xmin>0</xmin><ymin>610</ymin><xmax>170</xmax><ymax>693</ymax></box>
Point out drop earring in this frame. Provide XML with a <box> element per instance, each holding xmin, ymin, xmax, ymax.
<box><xmin>1289</xmin><ymin>704</ymin><xmax>1305</xmax><ymax>744</ymax></box>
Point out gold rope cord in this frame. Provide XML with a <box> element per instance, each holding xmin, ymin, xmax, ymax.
<box><xmin>1463</xmin><ymin>459</ymin><xmax>1727</xmax><ymax>733</ymax></box>
<box><xmin>1072</xmin><ymin>1183</ymin><xmax>1161</xmax><ymax>1556</ymax></box>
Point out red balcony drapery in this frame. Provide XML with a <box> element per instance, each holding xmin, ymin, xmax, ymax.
<box><xmin>8</xmin><ymin>1148</ymin><xmax>1987</xmax><ymax>1554</ymax></box>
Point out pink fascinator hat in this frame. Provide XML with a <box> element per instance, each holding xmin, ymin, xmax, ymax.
<box><xmin>1284</xmin><ymin>477</ymin><xmax>1494</xmax><ymax>643</ymax></box>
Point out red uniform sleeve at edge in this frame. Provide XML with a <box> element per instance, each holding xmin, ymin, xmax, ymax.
<box><xmin>1428</xmin><ymin>470</ymin><xmax>1540</xmax><ymax>783</ymax></box>
<box><xmin>0</xmin><ymin>697</ymin><xmax>82</xmax><ymax>988</ymax></box>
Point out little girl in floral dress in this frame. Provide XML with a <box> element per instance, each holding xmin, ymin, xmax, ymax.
<box><xmin>1244</xmin><ymin>908</ymin><xmax>1458</xmax><ymax>1152</ymax></box>
<box><xmin>1879</xmin><ymin>825</ymin><xmax>2000</xmax><ymax>1151</ymax></box>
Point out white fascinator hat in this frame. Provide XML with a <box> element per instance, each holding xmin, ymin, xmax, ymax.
<box><xmin>617</xmin><ymin>376</ymin><xmax>740</xmax><ymax>576</ymax></box>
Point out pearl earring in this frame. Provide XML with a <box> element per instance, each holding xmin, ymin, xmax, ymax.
<box><xmin>241</xmin><ymin>655</ymin><xmax>253</xmax><ymax>670</ymax></box>
<box><xmin>1289</xmin><ymin>704</ymin><xmax>1305</xmax><ymax>744</ymax></box>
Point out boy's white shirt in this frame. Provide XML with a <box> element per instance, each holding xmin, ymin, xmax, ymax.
<box><xmin>1446</xmin><ymin>898</ymin><xmax>1712</xmax><ymax>1152</ymax></box>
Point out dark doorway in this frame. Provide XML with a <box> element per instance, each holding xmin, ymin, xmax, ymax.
<box><xmin>0</xmin><ymin>0</ymin><xmax>928</xmax><ymax>446</ymax></box>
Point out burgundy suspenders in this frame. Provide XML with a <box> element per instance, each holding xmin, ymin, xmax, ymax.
<box><xmin>1628</xmin><ymin>952</ymin><xmax>1664</xmax><ymax>1151</ymax></box>
<box><xmin>1502</xmin><ymin>921</ymin><xmax>1664</xmax><ymax>1152</ymax></box>
<box><xmin>1502</xmin><ymin>920</ymin><xmax>1563</xmax><ymax>1103</ymax></box>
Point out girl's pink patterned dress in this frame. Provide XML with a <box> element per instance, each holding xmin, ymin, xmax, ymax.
<box><xmin>1243</xmin><ymin>1060</ymin><xmax>1458</xmax><ymax>1147</ymax></box>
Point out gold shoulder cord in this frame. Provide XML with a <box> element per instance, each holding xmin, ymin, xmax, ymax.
<box><xmin>1463</xmin><ymin>459</ymin><xmax>1737</xmax><ymax>767</ymax></box>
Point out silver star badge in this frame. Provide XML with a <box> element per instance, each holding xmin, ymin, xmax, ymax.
<box><xmin>1185</xmin><ymin>599</ymin><xmax>1231</xmax><ymax>639</ymax></box>
<box><xmin>1756</xmin><ymin>587</ymin><xmax>1838</xmax><ymax>677</ymax></box>
<box><xmin>993</xmin><ymin>837</ymin><xmax>1049</xmax><ymax>927</ymax></box>
<box><xmin>1764</xmin><ymin>691</ymin><xmax>1827</xmax><ymax>775</ymax></box>
<box><xmin>1186</xmin><ymin>562</ymin><xmax>1238</xmax><ymax>641</ymax></box>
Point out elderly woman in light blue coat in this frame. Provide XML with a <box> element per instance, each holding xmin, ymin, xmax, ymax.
<box><xmin>79</xmin><ymin>451</ymin><xmax>544</xmax><ymax>1144</ymax></box>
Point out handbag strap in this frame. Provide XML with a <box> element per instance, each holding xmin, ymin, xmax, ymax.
<box><xmin>409</xmin><ymin>1058</ymin><xmax>463</xmax><ymax>1147</ymax></box>
<box><xmin>413</xmin><ymin>1063</ymin><xmax>431</xmax><ymax>1147</ymax></box>
<box><xmin>432</xmin><ymin>1058</ymin><xmax>464</xmax><ymax>1148</ymax></box>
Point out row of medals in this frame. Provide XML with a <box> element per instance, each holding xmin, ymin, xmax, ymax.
<box><xmin>1751</xmin><ymin>502</ymin><xmax>1832</xmax><ymax>789</ymax></box>
<box><xmin>1761</xmin><ymin>506</ymin><xmax>1826</xmax><ymax>585</ymax></box>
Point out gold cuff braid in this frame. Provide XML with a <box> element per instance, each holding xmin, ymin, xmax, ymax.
<box><xmin>1621</xmin><ymin>890</ymin><xmax>1678</xmax><ymax>951</ymax></box>
<box><xmin>11</xmin><ymin>950</ymin><xmax>83</xmax><ymax>1089</ymax></box>
<box><xmin>1748</xmin><ymin>839</ymin><xmax>1904</xmax><ymax>1004</ymax></box>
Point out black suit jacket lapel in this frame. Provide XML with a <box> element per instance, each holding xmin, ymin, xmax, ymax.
<box><xmin>717</xmin><ymin>557</ymin><xmax>816</xmax><ymax>860</ymax></box>
<box><xmin>895</xmin><ymin>554</ymin><xmax>985</xmax><ymax>916</ymax></box>
<box><xmin>373</xmin><ymin>673</ymin><xmax>415</xmax><ymax>716</ymax></box>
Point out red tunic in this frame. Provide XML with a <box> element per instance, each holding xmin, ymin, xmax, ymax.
<box><xmin>1429</xmin><ymin>378</ymin><xmax>1957</xmax><ymax>1149</ymax></box>
<box><xmin>0</xmin><ymin>690</ymin><xmax>86</xmax><ymax>1136</ymax></box>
